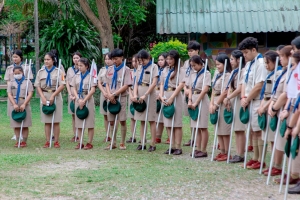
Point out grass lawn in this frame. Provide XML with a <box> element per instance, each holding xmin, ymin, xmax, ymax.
<box><xmin>0</xmin><ymin>97</ymin><xmax>298</xmax><ymax>200</ymax></box>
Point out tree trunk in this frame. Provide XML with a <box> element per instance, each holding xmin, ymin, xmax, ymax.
<box><xmin>34</xmin><ymin>0</ymin><xmax>40</xmax><ymax>71</ymax></box>
<box><xmin>78</xmin><ymin>0</ymin><xmax>114</xmax><ymax>51</ymax></box>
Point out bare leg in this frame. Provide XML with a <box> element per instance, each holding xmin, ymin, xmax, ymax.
<box><xmin>54</xmin><ymin>123</ymin><xmax>60</xmax><ymax>142</ymax></box>
<box><xmin>196</xmin><ymin>128</ymin><xmax>201</xmax><ymax>151</ymax></box>
<box><xmin>223</xmin><ymin>135</ymin><xmax>230</xmax><ymax>154</ymax></box>
<box><xmin>156</xmin><ymin>123</ymin><xmax>164</xmax><ymax>139</ymax></box>
<box><xmin>218</xmin><ymin>136</ymin><xmax>225</xmax><ymax>154</ymax></box>
<box><xmin>174</xmin><ymin>127</ymin><xmax>182</xmax><ymax>149</ymax></box>
<box><xmin>88</xmin><ymin>128</ymin><xmax>94</xmax><ymax>143</ymax></box>
<box><xmin>200</xmin><ymin>128</ymin><xmax>209</xmax><ymax>152</ymax></box>
<box><xmin>45</xmin><ymin>123</ymin><xmax>51</xmax><ymax>142</ymax></box>
<box><xmin>120</xmin><ymin>121</ymin><xmax>126</xmax><ymax>144</ymax></box>
<box><xmin>72</xmin><ymin>114</ymin><xmax>75</xmax><ymax>135</ymax></box>
<box><xmin>149</xmin><ymin>121</ymin><xmax>156</xmax><ymax>146</ymax></box>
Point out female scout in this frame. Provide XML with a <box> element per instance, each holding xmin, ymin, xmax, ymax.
<box><xmin>210</xmin><ymin>53</ymin><xmax>231</xmax><ymax>162</ymax></box>
<box><xmin>71</xmin><ymin>58</ymin><xmax>96</xmax><ymax>150</ymax></box>
<box><xmin>187</xmin><ymin>55</ymin><xmax>211</xmax><ymax>158</ymax></box>
<box><xmin>126</xmin><ymin>54</ymin><xmax>138</xmax><ymax>143</ymax></box>
<box><xmin>66</xmin><ymin>51</ymin><xmax>82</xmax><ymax>142</ymax></box>
<box><xmin>98</xmin><ymin>53</ymin><xmax>114</xmax><ymax>142</ymax></box>
<box><xmin>222</xmin><ymin>50</ymin><xmax>246</xmax><ymax>163</ymax></box>
<box><xmin>266</xmin><ymin>45</ymin><xmax>293</xmax><ymax>176</ymax></box>
<box><xmin>105</xmin><ymin>48</ymin><xmax>132</xmax><ymax>150</ymax></box>
<box><xmin>155</xmin><ymin>53</ymin><xmax>168</xmax><ymax>144</ymax></box>
<box><xmin>133</xmin><ymin>50</ymin><xmax>158</xmax><ymax>151</ymax></box>
<box><xmin>159</xmin><ymin>50</ymin><xmax>185</xmax><ymax>155</ymax></box>
<box><xmin>7</xmin><ymin>66</ymin><xmax>33</xmax><ymax>147</ymax></box>
<box><xmin>34</xmin><ymin>52</ymin><xmax>65</xmax><ymax>148</ymax></box>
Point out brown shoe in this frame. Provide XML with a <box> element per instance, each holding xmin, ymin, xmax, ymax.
<box><xmin>104</xmin><ymin>144</ymin><xmax>117</xmax><ymax>150</ymax></box>
<box><xmin>184</xmin><ymin>140</ymin><xmax>191</xmax><ymax>146</ymax></box>
<box><xmin>173</xmin><ymin>149</ymin><xmax>182</xmax><ymax>155</ymax></box>
<box><xmin>164</xmin><ymin>148</ymin><xmax>175</xmax><ymax>154</ymax></box>
<box><xmin>84</xmin><ymin>143</ymin><xmax>93</xmax><ymax>150</ymax></box>
<box><xmin>20</xmin><ymin>141</ymin><xmax>27</xmax><ymax>148</ymax></box>
<box><xmin>195</xmin><ymin>151</ymin><xmax>208</xmax><ymax>158</ymax></box>
<box><xmin>54</xmin><ymin>141</ymin><xmax>60</xmax><ymax>148</ymax></box>
<box><xmin>126</xmin><ymin>137</ymin><xmax>136</xmax><ymax>143</ymax></box>
<box><xmin>75</xmin><ymin>143</ymin><xmax>84</xmax><ymax>149</ymax></box>
<box><xmin>71</xmin><ymin>136</ymin><xmax>79</xmax><ymax>142</ymax></box>
<box><xmin>148</xmin><ymin>145</ymin><xmax>156</xmax><ymax>152</ymax></box>
<box><xmin>190</xmin><ymin>150</ymin><xmax>200</xmax><ymax>156</ymax></box>
<box><xmin>217</xmin><ymin>154</ymin><xmax>231</xmax><ymax>162</ymax></box>
<box><xmin>164</xmin><ymin>138</ymin><xmax>170</xmax><ymax>144</ymax></box>
<box><xmin>136</xmin><ymin>145</ymin><xmax>146</xmax><ymax>150</ymax></box>
<box><xmin>43</xmin><ymin>141</ymin><xmax>50</xmax><ymax>148</ymax></box>
<box><xmin>103</xmin><ymin>137</ymin><xmax>111</xmax><ymax>142</ymax></box>
<box><xmin>274</xmin><ymin>175</ymin><xmax>300</xmax><ymax>185</ymax></box>
<box><xmin>155</xmin><ymin>138</ymin><xmax>161</xmax><ymax>144</ymax></box>
<box><xmin>119</xmin><ymin>143</ymin><xmax>126</xmax><ymax>150</ymax></box>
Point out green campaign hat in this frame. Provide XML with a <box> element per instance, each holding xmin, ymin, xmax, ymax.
<box><xmin>76</xmin><ymin>105</ymin><xmax>89</xmax><ymax>119</ymax></box>
<box><xmin>188</xmin><ymin>106</ymin><xmax>199</xmax><ymax>121</ymax></box>
<box><xmin>108</xmin><ymin>100</ymin><xmax>121</xmax><ymax>115</ymax></box>
<box><xmin>103</xmin><ymin>100</ymin><xmax>108</xmax><ymax>112</ymax></box>
<box><xmin>223</xmin><ymin>108</ymin><xmax>233</xmax><ymax>124</ymax></box>
<box><xmin>270</xmin><ymin>115</ymin><xmax>278</xmax><ymax>132</ymax></box>
<box><xmin>132</xmin><ymin>98</ymin><xmax>147</xmax><ymax>112</ymax></box>
<box><xmin>163</xmin><ymin>103</ymin><xmax>175</xmax><ymax>118</ymax></box>
<box><xmin>258</xmin><ymin>113</ymin><xmax>266</xmax><ymax>130</ymax></box>
<box><xmin>285</xmin><ymin>135</ymin><xmax>292</xmax><ymax>158</ymax></box>
<box><xmin>70</xmin><ymin>100</ymin><xmax>75</xmax><ymax>113</ymax></box>
<box><xmin>130</xmin><ymin>103</ymin><xmax>135</xmax><ymax>116</ymax></box>
<box><xmin>156</xmin><ymin>100</ymin><xmax>161</xmax><ymax>113</ymax></box>
<box><xmin>42</xmin><ymin>104</ymin><xmax>56</xmax><ymax>115</ymax></box>
<box><xmin>291</xmin><ymin>136</ymin><xmax>300</xmax><ymax>159</ymax></box>
<box><xmin>280</xmin><ymin>119</ymin><xmax>287</xmax><ymax>138</ymax></box>
<box><xmin>239</xmin><ymin>107</ymin><xmax>249</xmax><ymax>124</ymax></box>
<box><xmin>11</xmin><ymin>110</ymin><xmax>27</xmax><ymax>122</ymax></box>
<box><xmin>210</xmin><ymin>111</ymin><xmax>218</xmax><ymax>125</ymax></box>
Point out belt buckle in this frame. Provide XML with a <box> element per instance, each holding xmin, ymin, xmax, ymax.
<box><xmin>47</xmin><ymin>89</ymin><xmax>52</xmax><ymax>93</ymax></box>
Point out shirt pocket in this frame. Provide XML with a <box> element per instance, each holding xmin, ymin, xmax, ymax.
<box><xmin>265</xmin><ymin>79</ymin><xmax>273</xmax><ymax>94</ymax></box>
<box><xmin>11</xmin><ymin>85</ymin><xmax>17</xmax><ymax>96</ymax></box>
<box><xmin>51</xmin><ymin>75</ymin><xmax>58</xmax><ymax>88</ymax></box>
<box><xmin>20</xmin><ymin>83</ymin><xmax>27</xmax><ymax>97</ymax></box>
<box><xmin>143</xmin><ymin>71</ymin><xmax>151</xmax><ymax>83</ymax></box>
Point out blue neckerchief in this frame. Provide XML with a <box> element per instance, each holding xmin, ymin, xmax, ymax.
<box><xmin>245</xmin><ymin>54</ymin><xmax>263</xmax><ymax>84</ymax></box>
<box><xmin>212</xmin><ymin>72</ymin><xmax>223</xmax><ymax>88</ymax></box>
<box><xmin>138</xmin><ymin>60</ymin><xmax>152</xmax><ymax>85</ymax></box>
<box><xmin>186</xmin><ymin>65</ymin><xmax>191</xmax><ymax>76</ymax></box>
<box><xmin>111</xmin><ymin>62</ymin><xmax>125</xmax><ymax>89</ymax></box>
<box><xmin>157</xmin><ymin>67</ymin><xmax>164</xmax><ymax>83</ymax></box>
<box><xmin>287</xmin><ymin>101</ymin><xmax>292</xmax><ymax>111</ymax></box>
<box><xmin>259</xmin><ymin>71</ymin><xmax>275</xmax><ymax>100</ymax></box>
<box><xmin>105</xmin><ymin>65</ymin><xmax>108</xmax><ymax>70</ymax></box>
<box><xmin>72</xmin><ymin>66</ymin><xmax>79</xmax><ymax>74</ymax></box>
<box><xmin>272</xmin><ymin>69</ymin><xmax>287</xmax><ymax>95</ymax></box>
<box><xmin>287</xmin><ymin>69</ymin><xmax>294</xmax><ymax>84</ymax></box>
<box><xmin>133</xmin><ymin>68</ymin><xmax>137</xmax><ymax>86</ymax></box>
<box><xmin>277</xmin><ymin>65</ymin><xmax>282</xmax><ymax>71</ymax></box>
<box><xmin>293</xmin><ymin>96</ymin><xmax>300</xmax><ymax>113</ymax></box>
<box><xmin>15</xmin><ymin>76</ymin><xmax>25</xmax><ymax>104</ymax></box>
<box><xmin>192</xmin><ymin>68</ymin><xmax>205</xmax><ymax>89</ymax></box>
<box><xmin>225</xmin><ymin>68</ymin><xmax>239</xmax><ymax>89</ymax></box>
<box><xmin>45</xmin><ymin>66</ymin><xmax>56</xmax><ymax>87</ymax></box>
<box><xmin>13</xmin><ymin>62</ymin><xmax>23</xmax><ymax>68</ymax></box>
<box><xmin>78</xmin><ymin>71</ymin><xmax>89</xmax><ymax>98</ymax></box>
<box><xmin>164</xmin><ymin>68</ymin><xmax>175</xmax><ymax>91</ymax></box>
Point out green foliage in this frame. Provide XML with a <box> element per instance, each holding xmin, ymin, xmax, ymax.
<box><xmin>0</xmin><ymin>89</ymin><xmax>7</xmax><ymax>97</ymax></box>
<box><xmin>150</xmin><ymin>38</ymin><xmax>189</xmax><ymax>62</ymax></box>
<box><xmin>40</xmin><ymin>18</ymin><xmax>101</xmax><ymax>68</ymax></box>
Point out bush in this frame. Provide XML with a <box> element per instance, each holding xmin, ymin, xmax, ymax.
<box><xmin>150</xmin><ymin>38</ymin><xmax>188</xmax><ymax>62</ymax></box>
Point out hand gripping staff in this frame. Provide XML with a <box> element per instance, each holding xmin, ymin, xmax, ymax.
<box><xmin>226</xmin><ymin>57</ymin><xmax>243</xmax><ymax>163</ymax></box>
<box><xmin>142</xmin><ymin>58</ymin><xmax>155</xmax><ymax>150</ymax></box>
<box><xmin>243</xmin><ymin>57</ymin><xmax>258</xmax><ymax>168</ymax></box>
<box><xmin>191</xmin><ymin>59</ymin><xmax>208</xmax><ymax>158</ymax></box>
<box><xmin>211</xmin><ymin>59</ymin><xmax>228</xmax><ymax>161</ymax></box>
<box><xmin>110</xmin><ymin>59</ymin><xmax>127</xmax><ymax>150</ymax></box>
<box><xmin>168</xmin><ymin>58</ymin><xmax>181</xmax><ymax>155</ymax></box>
<box><xmin>17</xmin><ymin>59</ymin><xmax>31</xmax><ymax>148</ymax></box>
<box><xmin>259</xmin><ymin>57</ymin><xmax>279</xmax><ymax>173</ymax></box>
<box><xmin>49</xmin><ymin>59</ymin><xmax>62</xmax><ymax>148</ymax></box>
<box><xmin>79</xmin><ymin>60</ymin><xmax>95</xmax><ymax>149</ymax></box>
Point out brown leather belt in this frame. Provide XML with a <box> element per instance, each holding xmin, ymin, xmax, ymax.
<box><xmin>214</xmin><ymin>93</ymin><xmax>221</xmax><ymax>96</ymax></box>
<box><xmin>192</xmin><ymin>90</ymin><xmax>202</xmax><ymax>94</ymax></box>
<box><xmin>264</xmin><ymin>97</ymin><xmax>271</xmax><ymax>101</ymax></box>
<box><xmin>139</xmin><ymin>83</ymin><xmax>150</xmax><ymax>87</ymax></box>
<box><xmin>156</xmin><ymin>87</ymin><xmax>160</xmax><ymax>90</ymax></box>
<box><xmin>42</xmin><ymin>89</ymin><xmax>56</xmax><ymax>93</ymax></box>
<box><xmin>14</xmin><ymin>97</ymin><xmax>25</xmax><ymax>100</ymax></box>
<box><xmin>165</xmin><ymin>87</ymin><xmax>176</xmax><ymax>91</ymax></box>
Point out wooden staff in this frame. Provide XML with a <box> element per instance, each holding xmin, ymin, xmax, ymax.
<box><xmin>226</xmin><ymin>57</ymin><xmax>243</xmax><ymax>163</ymax></box>
<box><xmin>211</xmin><ymin>59</ymin><xmax>228</xmax><ymax>161</ymax></box>
<box><xmin>49</xmin><ymin>59</ymin><xmax>62</xmax><ymax>148</ymax></box>
<box><xmin>191</xmin><ymin>59</ymin><xmax>208</xmax><ymax>158</ymax></box>
<box><xmin>259</xmin><ymin>56</ymin><xmax>279</xmax><ymax>174</ymax></box>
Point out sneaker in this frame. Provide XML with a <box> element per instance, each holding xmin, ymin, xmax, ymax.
<box><xmin>54</xmin><ymin>141</ymin><xmax>60</xmax><ymax>148</ymax></box>
<box><xmin>104</xmin><ymin>144</ymin><xmax>117</xmax><ymax>150</ymax></box>
<box><xmin>104</xmin><ymin>137</ymin><xmax>111</xmax><ymax>142</ymax></box>
<box><xmin>84</xmin><ymin>143</ymin><xmax>93</xmax><ymax>150</ymax></box>
<box><xmin>243</xmin><ymin>159</ymin><xmax>258</xmax><ymax>168</ymax></box>
<box><xmin>213</xmin><ymin>153</ymin><xmax>223</xmax><ymax>161</ymax></box>
<box><xmin>263</xmin><ymin>167</ymin><xmax>282</xmax><ymax>176</ymax></box>
<box><xmin>71</xmin><ymin>136</ymin><xmax>79</xmax><ymax>142</ymax></box>
<box><xmin>155</xmin><ymin>138</ymin><xmax>161</xmax><ymax>144</ymax></box>
<box><xmin>248</xmin><ymin>145</ymin><xmax>253</xmax><ymax>152</ymax></box>
<box><xmin>20</xmin><ymin>141</ymin><xmax>27</xmax><ymax>148</ymax></box>
<box><xmin>217</xmin><ymin>154</ymin><xmax>231</xmax><ymax>162</ymax></box>
<box><xmin>247</xmin><ymin>161</ymin><xmax>265</xmax><ymax>170</ymax></box>
<box><xmin>11</xmin><ymin>135</ymin><xmax>16</xmax><ymax>140</ymax></box>
<box><xmin>126</xmin><ymin>137</ymin><xmax>136</xmax><ymax>143</ymax></box>
<box><xmin>164</xmin><ymin>138</ymin><xmax>170</xmax><ymax>144</ymax></box>
<box><xmin>75</xmin><ymin>143</ymin><xmax>84</xmax><ymax>149</ymax></box>
<box><xmin>119</xmin><ymin>143</ymin><xmax>126</xmax><ymax>150</ymax></box>
<box><xmin>43</xmin><ymin>141</ymin><xmax>50</xmax><ymax>148</ymax></box>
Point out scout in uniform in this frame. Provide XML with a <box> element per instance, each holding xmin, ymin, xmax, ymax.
<box><xmin>239</xmin><ymin>37</ymin><xmax>268</xmax><ymax>169</ymax></box>
<box><xmin>210</xmin><ymin>53</ymin><xmax>231</xmax><ymax>161</ymax></box>
<box><xmin>132</xmin><ymin>50</ymin><xmax>158</xmax><ymax>151</ymax></box>
<box><xmin>187</xmin><ymin>55</ymin><xmax>211</xmax><ymax>158</ymax></box>
<box><xmin>159</xmin><ymin>50</ymin><xmax>185</xmax><ymax>155</ymax></box>
<box><xmin>71</xmin><ymin>58</ymin><xmax>97</xmax><ymax>150</ymax></box>
<box><xmin>222</xmin><ymin>50</ymin><xmax>246</xmax><ymax>163</ymax></box>
<box><xmin>34</xmin><ymin>52</ymin><xmax>66</xmax><ymax>148</ymax></box>
<box><xmin>126</xmin><ymin>54</ymin><xmax>138</xmax><ymax>143</ymax></box>
<box><xmin>183</xmin><ymin>41</ymin><xmax>200</xmax><ymax>147</ymax></box>
<box><xmin>98</xmin><ymin>53</ymin><xmax>114</xmax><ymax>142</ymax></box>
<box><xmin>105</xmin><ymin>48</ymin><xmax>132</xmax><ymax>150</ymax></box>
<box><xmin>155</xmin><ymin>53</ymin><xmax>168</xmax><ymax>144</ymax></box>
<box><xmin>66</xmin><ymin>51</ymin><xmax>82</xmax><ymax>142</ymax></box>
<box><xmin>7</xmin><ymin>66</ymin><xmax>33</xmax><ymax>147</ymax></box>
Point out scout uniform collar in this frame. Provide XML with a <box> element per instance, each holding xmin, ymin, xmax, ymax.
<box><xmin>72</xmin><ymin>66</ymin><xmax>79</xmax><ymax>74</ymax></box>
<box><xmin>111</xmin><ymin>62</ymin><xmax>125</xmax><ymax>89</ymax></box>
<box><xmin>45</xmin><ymin>66</ymin><xmax>56</xmax><ymax>87</ymax></box>
<box><xmin>244</xmin><ymin>53</ymin><xmax>263</xmax><ymax>84</ymax></box>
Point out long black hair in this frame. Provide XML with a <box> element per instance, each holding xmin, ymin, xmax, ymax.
<box><xmin>189</xmin><ymin>55</ymin><xmax>209</xmax><ymax>71</ymax></box>
<box><xmin>78</xmin><ymin>58</ymin><xmax>90</xmax><ymax>71</ymax></box>
<box><xmin>158</xmin><ymin>52</ymin><xmax>168</xmax><ymax>68</ymax></box>
<box><xmin>264</xmin><ymin>50</ymin><xmax>281</xmax><ymax>66</ymax></box>
<box><xmin>167</xmin><ymin>50</ymin><xmax>180</xmax><ymax>80</ymax></box>
<box><xmin>45</xmin><ymin>52</ymin><xmax>58</xmax><ymax>67</ymax></box>
<box><xmin>13</xmin><ymin>49</ymin><xmax>23</xmax><ymax>61</ymax></box>
<box><xmin>231</xmin><ymin>50</ymin><xmax>245</xmax><ymax>69</ymax></box>
<box><xmin>216</xmin><ymin>53</ymin><xmax>232</xmax><ymax>73</ymax></box>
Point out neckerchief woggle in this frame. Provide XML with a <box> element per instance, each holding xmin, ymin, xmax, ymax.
<box><xmin>45</xmin><ymin>66</ymin><xmax>56</xmax><ymax>87</ymax></box>
<box><xmin>138</xmin><ymin>60</ymin><xmax>152</xmax><ymax>85</ymax></box>
<box><xmin>225</xmin><ymin>68</ymin><xmax>239</xmax><ymax>89</ymax></box>
<box><xmin>192</xmin><ymin>67</ymin><xmax>205</xmax><ymax>90</ymax></box>
<box><xmin>111</xmin><ymin>62</ymin><xmax>125</xmax><ymax>89</ymax></box>
<box><xmin>245</xmin><ymin>53</ymin><xmax>263</xmax><ymax>84</ymax></box>
<box><xmin>15</xmin><ymin>76</ymin><xmax>25</xmax><ymax>104</ymax></box>
<box><xmin>78</xmin><ymin>71</ymin><xmax>89</xmax><ymax>98</ymax></box>
<box><xmin>259</xmin><ymin>70</ymin><xmax>275</xmax><ymax>100</ymax></box>
<box><xmin>164</xmin><ymin>67</ymin><xmax>175</xmax><ymax>91</ymax></box>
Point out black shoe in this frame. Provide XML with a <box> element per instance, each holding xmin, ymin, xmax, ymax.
<box><xmin>136</xmin><ymin>145</ymin><xmax>146</xmax><ymax>150</ymax></box>
<box><xmin>229</xmin><ymin>155</ymin><xmax>244</xmax><ymax>163</ymax></box>
<box><xmin>126</xmin><ymin>137</ymin><xmax>136</xmax><ymax>143</ymax></box>
<box><xmin>194</xmin><ymin>151</ymin><xmax>208</xmax><ymax>158</ymax></box>
<box><xmin>173</xmin><ymin>149</ymin><xmax>183</xmax><ymax>155</ymax></box>
<box><xmin>148</xmin><ymin>145</ymin><xmax>156</xmax><ymax>152</ymax></box>
<box><xmin>164</xmin><ymin>148</ymin><xmax>175</xmax><ymax>154</ymax></box>
<box><xmin>288</xmin><ymin>181</ymin><xmax>300</xmax><ymax>194</ymax></box>
<box><xmin>190</xmin><ymin>150</ymin><xmax>200</xmax><ymax>157</ymax></box>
